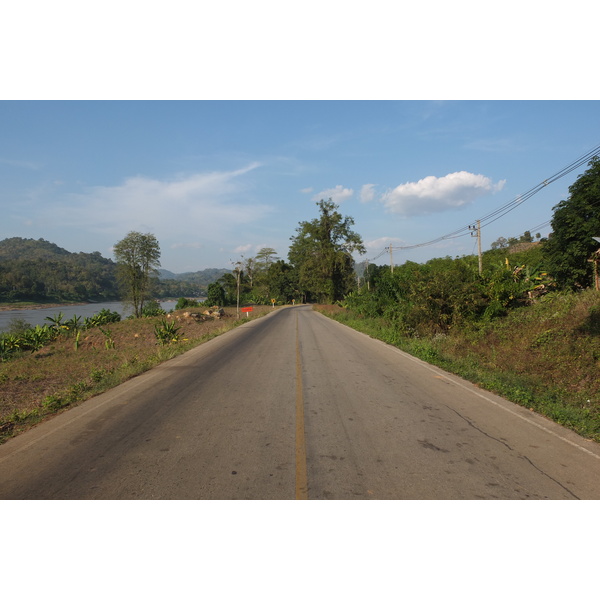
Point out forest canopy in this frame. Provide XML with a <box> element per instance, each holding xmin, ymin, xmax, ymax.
<box><xmin>0</xmin><ymin>237</ymin><xmax>119</xmax><ymax>302</ymax></box>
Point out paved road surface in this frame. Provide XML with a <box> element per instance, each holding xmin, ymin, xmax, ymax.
<box><xmin>1</xmin><ymin>305</ymin><xmax>600</xmax><ymax>499</ymax></box>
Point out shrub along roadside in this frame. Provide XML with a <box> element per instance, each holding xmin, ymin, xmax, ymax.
<box><xmin>315</xmin><ymin>290</ymin><xmax>600</xmax><ymax>443</ymax></box>
<box><xmin>0</xmin><ymin>306</ymin><xmax>276</xmax><ymax>444</ymax></box>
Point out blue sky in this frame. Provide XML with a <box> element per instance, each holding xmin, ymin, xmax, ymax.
<box><xmin>1</xmin><ymin>101</ymin><xmax>598</xmax><ymax>273</ymax></box>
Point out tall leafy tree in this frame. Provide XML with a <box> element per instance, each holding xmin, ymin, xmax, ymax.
<box><xmin>113</xmin><ymin>231</ymin><xmax>161</xmax><ymax>318</ymax></box>
<box><xmin>218</xmin><ymin>271</ymin><xmax>250</xmax><ymax>305</ymax></box>
<box><xmin>288</xmin><ymin>199</ymin><xmax>365</xmax><ymax>303</ymax></box>
<box><xmin>255</xmin><ymin>247</ymin><xmax>279</xmax><ymax>271</ymax></box>
<box><xmin>543</xmin><ymin>157</ymin><xmax>600</xmax><ymax>289</ymax></box>
<box><xmin>206</xmin><ymin>282</ymin><xmax>226</xmax><ymax>306</ymax></box>
<box><xmin>244</xmin><ymin>257</ymin><xmax>256</xmax><ymax>289</ymax></box>
<box><xmin>250</xmin><ymin>248</ymin><xmax>280</xmax><ymax>302</ymax></box>
<box><xmin>266</xmin><ymin>259</ymin><xmax>298</xmax><ymax>303</ymax></box>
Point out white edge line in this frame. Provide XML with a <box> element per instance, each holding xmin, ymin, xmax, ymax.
<box><xmin>315</xmin><ymin>310</ymin><xmax>600</xmax><ymax>461</ymax></box>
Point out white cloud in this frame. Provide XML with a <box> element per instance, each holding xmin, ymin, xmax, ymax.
<box><xmin>381</xmin><ymin>171</ymin><xmax>505</xmax><ymax>216</ymax></box>
<box><xmin>360</xmin><ymin>183</ymin><xmax>377</xmax><ymax>203</ymax></box>
<box><xmin>48</xmin><ymin>163</ymin><xmax>270</xmax><ymax>243</ymax></box>
<box><xmin>312</xmin><ymin>185</ymin><xmax>354</xmax><ymax>204</ymax></box>
<box><xmin>234</xmin><ymin>244</ymin><xmax>253</xmax><ymax>254</ymax></box>
<box><xmin>300</xmin><ymin>187</ymin><xmax>313</xmax><ymax>194</ymax></box>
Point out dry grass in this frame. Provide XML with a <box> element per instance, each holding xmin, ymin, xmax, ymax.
<box><xmin>442</xmin><ymin>290</ymin><xmax>600</xmax><ymax>398</ymax></box>
<box><xmin>0</xmin><ymin>305</ymin><xmax>275</xmax><ymax>442</ymax></box>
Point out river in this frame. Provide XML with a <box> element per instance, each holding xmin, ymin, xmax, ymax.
<box><xmin>0</xmin><ymin>300</ymin><xmax>181</xmax><ymax>333</ymax></box>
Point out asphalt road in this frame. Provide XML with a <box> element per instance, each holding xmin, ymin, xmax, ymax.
<box><xmin>1</xmin><ymin>305</ymin><xmax>600</xmax><ymax>499</ymax></box>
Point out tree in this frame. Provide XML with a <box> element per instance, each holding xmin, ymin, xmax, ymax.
<box><xmin>255</xmin><ymin>247</ymin><xmax>279</xmax><ymax>271</ymax></box>
<box><xmin>543</xmin><ymin>157</ymin><xmax>600</xmax><ymax>289</ymax></box>
<box><xmin>521</xmin><ymin>230</ymin><xmax>533</xmax><ymax>243</ymax></box>
<box><xmin>266</xmin><ymin>260</ymin><xmax>298</xmax><ymax>303</ymax></box>
<box><xmin>249</xmin><ymin>248</ymin><xmax>280</xmax><ymax>302</ymax></box>
<box><xmin>113</xmin><ymin>231</ymin><xmax>161</xmax><ymax>318</ymax></box>
<box><xmin>218</xmin><ymin>271</ymin><xmax>249</xmax><ymax>305</ymax></box>
<box><xmin>244</xmin><ymin>257</ymin><xmax>256</xmax><ymax>288</ymax></box>
<box><xmin>206</xmin><ymin>282</ymin><xmax>226</xmax><ymax>306</ymax></box>
<box><xmin>490</xmin><ymin>237</ymin><xmax>508</xmax><ymax>250</ymax></box>
<box><xmin>288</xmin><ymin>199</ymin><xmax>365</xmax><ymax>303</ymax></box>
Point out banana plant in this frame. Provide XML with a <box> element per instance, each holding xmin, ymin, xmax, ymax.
<box><xmin>45</xmin><ymin>312</ymin><xmax>65</xmax><ymax>330</ymax></box>
<box><xmin>74</xmin><ymin>330</ymin><xmax>82</xmax><ymax>351</ymax></box>
<box><xmin>98</xmin><ymin>327</ymin><xmax>115</xmax><ymax>350</ymax></box>
<box><xmin>66</xmin><ymin>315</ymin><xmax>83</xmax><ymax>332</ymax></box>
<box><xmin>0</xmin><ymin>335</ymin><xmax>21</xmax><ymax>360</ymax></box>
<box><xmin>21</xmin><ymin>325</ymin><xmax>55</xmax><ymax>352</ymax></box>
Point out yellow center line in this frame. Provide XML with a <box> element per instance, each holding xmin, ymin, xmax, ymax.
<box><xmin>295</xmin><ymin>311</ymin><xmax>309</xmax><ymax>500</ymax></box>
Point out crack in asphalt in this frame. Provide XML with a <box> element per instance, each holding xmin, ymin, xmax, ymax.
<box><xmin>444</xmin><ymin>405</ymin><xmax>580</xmax><ymax>500</ymax></box>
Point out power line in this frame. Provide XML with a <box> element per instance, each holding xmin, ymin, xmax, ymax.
<box><xmin>364</xmin><ymin>143</ymin><xmax>600</xmax><ymax>263</ymax></box>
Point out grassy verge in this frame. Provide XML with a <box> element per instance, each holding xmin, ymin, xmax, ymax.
<box><xmin>0</xmin><ymin>306</ymin><xmax>276</xmax><ymax>444</ymax></box>
<box><xmin>315</xmin><ymin>290</ymin><xmax>600</xmax><ymax>442</ymax></box>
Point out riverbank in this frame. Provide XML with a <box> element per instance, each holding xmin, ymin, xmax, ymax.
<box><xmin>0</xmin><ymin>300</ymin><xmax>180</xmax><ymax>333</ymax></box>
<box><xmin>0</xmin><ymin>298</ymin><xmax>184</xmax><ymax>311</ymax></box>
<box><xmin>0</xmin><ymin>301</ymin><xmax>91</xmax><ymax>312</ymax></box>
<box><xmin>0</xmin><ymin>305</ymin><xmax>277</xmax><ymax>443</ymax></box>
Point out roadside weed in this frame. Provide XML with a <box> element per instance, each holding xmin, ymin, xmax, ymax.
<box><xmin>154</xmin><ymin>320</ymin><xmax>183</xmax><ymax>345</ymax></box>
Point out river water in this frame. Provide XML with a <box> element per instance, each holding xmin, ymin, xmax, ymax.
<box><xmin>0</xmin><ymin>300</ymin><xmax>180</xmax><ymax>333</ymax></box>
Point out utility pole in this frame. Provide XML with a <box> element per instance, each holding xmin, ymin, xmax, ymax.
<box><xmin>477</xmin><ymin>220</ymin><xmax>482</xmax><ymax>275</ymax></box>
<box><xmin>236</xmin><ymin>266</ymin><xmax>241</xmax><ymax>318</ymax></box>
<box><xmin>591</xmin><ymin>252</ymin><xmax>600</xmax><ymax>291</ymax></box>
<box><xmin>591</xmin><ymin>238</ymin><xmax>600</xmax><ymax>291</ymax></box>
<box><xmin>389</xmin><ymin>245</ymin><xmax>394</xmax><ymax>273</ymax></box>
<box><xmin>470</xmin><ymin>221</ymin><xmax>483</xmax><ymax>275</ymax></box>
<box><xmin>231</xmin><ymin>256</ymin><xmax>243</xmax><ymax>319</ymax></box>
<box><xmin>365</xmin><ymin>258</ymin><xmax>370</xmax><ymax>291</ymax></box>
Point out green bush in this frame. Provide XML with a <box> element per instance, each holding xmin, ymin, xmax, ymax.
<box><xmin>206</xmin><ymin>283</ymin><xmax>226</xmax><ymax>307</ymax></box>
<box><xmin>7</xmin><ymin>317</ymin><xmax>32</xmax><ymax>336</ymax></box>
<box><xmin>175</xmin><ymin>297</ymin><xmax>199</xmax><ymax>310</ymax></box>
<box><xmin>142</xmin><ymin>300</ymin><xmax>166</xmax><ymax>317</ymax></box>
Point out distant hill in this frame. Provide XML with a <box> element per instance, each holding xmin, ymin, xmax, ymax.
<box><xmin>0</xmin><ymin>237</ymin><xmax>119</xmax><ymax>302</ymax></box>
<box><xmin>158</xmin><ymin>268</ymin><xmax>230</xmax><ymax>284</ymax></box>
<box><xmin>156</xmin><ymin>267</ymin><xmax>231</xmax><ymax>299</ymax></box>
<box><xmin>158</xmin><ymin>268</ymin><xmax>177</xmax><ymax>279</ymax></box>
<box><xmin>0</xmin><ymin>237</ymin><xmax>74</xmax><ymax>261</ymax></box>
<box><xmin>0</xmin><ymin>238</ymin><xmax>231</xmax><ymax>303</ymax></box>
